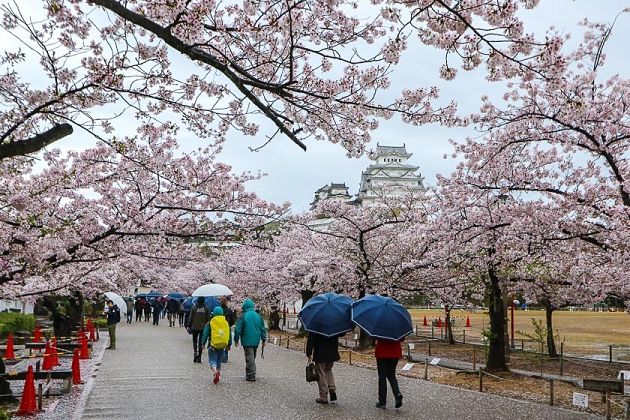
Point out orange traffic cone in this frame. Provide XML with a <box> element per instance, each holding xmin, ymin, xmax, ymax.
<box><xmin>437</xmin><ymin>317</ymin><xmax>442</xmax><ymax>329</ymax></box>
<box><xmin>466</xmin><ymin>316</ymin><xmax>471</xmax><ymax>328</ymax></box>
<box><xmin>51</xmin><ymin>338</ymin><xmax>60</xmax><ymax>367</ymax></box>
<box><xmin>3</xmin><ymin>333</ymin><xmax>15</xmax><ymax>360</ymax></box>
<box><xmin>87</xmin><ymin>319</ymin><xmax>96</xmax><ymax>342</ymax></box>
<box><xmin>423</xmin><ymin>316</ymin><xmax>428</xmax><ymax>327</ymax></box>
<box><xmin>33</xmin><ymin>326</ymin><xmax>42</xmax><ymax>343</ymax></box>
<box><xmin>42</xmin><ymin>340</ymin><xmax>54</xmax><ymax>370</ymax></box>
<box><xmin>72</xmin><ymin>349</ymin><xmax>83</xmax><ymax>385</ymax></box>
<box><xmin>16</xmin><ymin>365</ymin><xmax>37</xmax><ymax>416</ymax></box>
<box><xmin>79</xmin><ymin>334</ymin><xmax>89</xmax><ymax>360</ymax></box>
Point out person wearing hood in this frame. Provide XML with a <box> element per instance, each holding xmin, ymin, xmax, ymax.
<box><xmin>201</xmin><ymin>306</ymin><xmax>232</xmax><ymax>385</ymax></box>
<box><xmin>233</xmin><ymin>298</ymin><xmax>267</xmax><ymax>381</ymax></box>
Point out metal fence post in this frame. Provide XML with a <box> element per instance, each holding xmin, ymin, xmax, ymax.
<box><xmin>478</xmin><ymin>368</ymin><xmax>483</xmax><ymax>392</ymax></box>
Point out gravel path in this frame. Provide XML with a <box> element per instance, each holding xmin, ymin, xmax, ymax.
<box><xmin>78</xmin><ymin>322</ymin><xmax>600</xmax><ymax>419</ymax></box>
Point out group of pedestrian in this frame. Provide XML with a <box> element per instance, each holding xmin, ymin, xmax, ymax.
<box><xmin>305</xmin><ymin>332</ymin><xmax>403</xmax><ymax>409</ymax></box>
<box><xmin>188</xmin><ymin>297</ymin><xmax>266</xmax><ymax>384</ymax></box>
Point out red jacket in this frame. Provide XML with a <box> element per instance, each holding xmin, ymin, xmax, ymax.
<box><xmin>375</xmin><ymin>339</ymin><xmax>402</xmax><ymax>359</ymax></box>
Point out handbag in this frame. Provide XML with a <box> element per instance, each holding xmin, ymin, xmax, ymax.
<box><xmin>306</xmin><ymin>362</ymin><xmax>319</xmax><ymax>383</ymax></box>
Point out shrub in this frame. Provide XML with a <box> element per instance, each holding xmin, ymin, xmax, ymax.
<box><xmin>0</xmin><ymin>312</ymin><xmax>36</xmax><ymax>338</ymax></box>
<box><xmin>0</xmin><ymin>407</ymin><xmax>9</xmax><ymax>420</ymax></box>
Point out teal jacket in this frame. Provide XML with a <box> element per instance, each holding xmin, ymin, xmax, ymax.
<box><xmin>201</xmin><ymin>315</ymin><xmax>233</xmax><ymax>349</ymax></box>
<box><xmin>233</xmin><ymin>299</ymin><xmax>267</xmax><ymax>347</ymax></box>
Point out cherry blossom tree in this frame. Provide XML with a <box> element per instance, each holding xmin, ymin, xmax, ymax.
<box><xmin>1</xmin><ymin>0</ymin><xmax>564</xmax><ymax>160</ymax></box>
<box><xmin>0</xmin><ymin>130</ymin><xmax>286</xmax><ymax>297</ymax></box>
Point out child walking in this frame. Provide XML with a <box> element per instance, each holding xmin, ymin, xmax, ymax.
<box><xmin>202</xmin><ymin>306</ymin><xmax>232</xmax><ymax>384</ymax></box>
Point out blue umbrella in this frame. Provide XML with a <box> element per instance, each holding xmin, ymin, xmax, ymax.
<box><xmin>298</xmin><ymin>292</ymin><xmax>354</xmax><ymax>337</ymax></box>
<box><xmin>183</xmin><ymin>296</ymin><xmax>219</xmax><ymax>312</ymax></box>
<box><xmin>167</xmin><ymin>292</ymin><xmax>187</xmax><ymax>300</ymax></box>
<box><xmin>351</xmin><ymin>295</ymin><xmax>413</xmax><ymax>341</ymax></box>
<box><xmin>135</xmin><ymin>290</ymin><xmax>162</xmax><ymax>299</ymax></box>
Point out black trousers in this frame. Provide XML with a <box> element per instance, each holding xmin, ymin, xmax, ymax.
<box><xmin>192</xmin><ymin>330</ymin><xmax>204</xmax><ymax>356</ymax></box>
<box><xmin>377</xmin><ymin>358</ymin><xmax>400</xmax><ymax>404</ymax></box>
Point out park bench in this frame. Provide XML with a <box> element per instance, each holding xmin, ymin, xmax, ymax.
<box><xmin>25</xmin><ymin>341</ymin><xmax>92</xmax><ymax>356</ymax></box>
<box><xmin>0</xmin><ymin>369</ymin><xmax>73</xmax><ymax>394</ymax></box>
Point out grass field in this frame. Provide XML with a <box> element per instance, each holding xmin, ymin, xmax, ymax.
<box><xmin>409</xmin><ymin>309</ymin><xmax>630</xmax><ymax>359</ymax></box>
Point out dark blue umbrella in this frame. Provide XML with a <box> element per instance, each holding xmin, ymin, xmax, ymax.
<box><xmin>298</xmin><ymin>292</ymin><xmax>354</xmax><ymax>337</ymax></box>
<box><xmin>183</xmin><ymin>296</ymin><xmax>219</xmax><ymax>312</ymax></box>
<box><xmin>351</xmin><ymin>295</ymin><xmax>413</xmax><ymax>341</ymax></box>
<box><xmin>167</xmin><ymin>292</ymin><xmax>187</xmax><ymax>300</ymax></box>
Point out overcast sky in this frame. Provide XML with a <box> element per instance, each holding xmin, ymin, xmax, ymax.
<box><xmin>214</xmin><ymin>0</ymin><xmax>630</xmax><ymax>212</ymax></box>
<box><xmin>5</xmin><ymin>0</ymin><xmax>629</xmax><ymax>213</ymax></box>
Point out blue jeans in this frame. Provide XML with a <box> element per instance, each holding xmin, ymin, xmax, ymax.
<box><xmin>208</xmin><ymin>347</ymin><xmax>224</xmax><ymax>370</ymax></box>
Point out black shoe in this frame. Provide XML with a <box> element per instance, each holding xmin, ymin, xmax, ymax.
<box><xmin>246</xmin><ymin>377</ymin><xmax>256</xmax><ymax>382</ymax></box>
<box><xmin>375</xmin><ymin>402</ymin><xmax>386</xmax><ymax>409</ymax></box>
<box><xmin>315</xmin><ymin>398</ymin><xmax>328</xmax><ymax>404</ymax></box>
<box><xmin>395</xmin><ymin>394</ymin><xmax>403</xmax><ymax>408</ymax></box>
<box><xmin>329</xmin><ymin>391</ymin><xmax>337</xmax><ymax>403</ymax></box>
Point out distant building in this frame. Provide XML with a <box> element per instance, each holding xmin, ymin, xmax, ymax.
<box><xmin>0</xmin><ymin>299</ymin><xmax>34</xmax><ymax>314</ymax></box>
<box><xmin>357</xmin><ymin>144</ymin><xmax>426</xmax><ymax>206</ymax></box>
<box><xmin>310</xmin><ymin>183</ymin><xmax>352</xmax><ymax>209</ymax></box>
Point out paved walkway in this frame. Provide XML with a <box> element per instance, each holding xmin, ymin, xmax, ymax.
<box><xmin>79</xmin><ymin>322</ymin><xmax>599</xmax><ymax>419</ymax></box>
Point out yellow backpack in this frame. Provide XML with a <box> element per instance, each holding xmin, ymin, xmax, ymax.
<box><xmin>210</xmin><ymin>316</ymin><xmax>230</xmax><ymax>350</ymax></box>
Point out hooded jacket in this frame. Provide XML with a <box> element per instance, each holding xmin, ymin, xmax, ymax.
<box><xmin>233</xmin><ymin>299</ymin><xmax>267</xmax><ymax>347</ymax></box>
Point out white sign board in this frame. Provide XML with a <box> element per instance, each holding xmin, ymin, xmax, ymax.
<box><xmin>408</xmin><ymin>343</ymin><xmax>415</xmax><ymax>350</ymax></box>
<box><xmin>273</xmin><ymin>337</ymin><xmax>278</xmax><ymax>345</ymax></box>
<box><xmin>401</xmin><ymin>363</ymin><xmax>414</xmax><ymax>371</ymax></box>
<box><xmin>353</xmin><ymin>334</ymin><xmax>358</xmax><ymax>340</ymax></box>
<box><xmin>430</xmin><ymin>358</ymin><xmax>441</xmax><ymax>366</ymax></box>
<box><xmin>618</xmin><ymin>370</ymin><xmax>630</xmax><ymax>380</ymax></box>
<box><xmin>572</xmin><ymin>392</ymin><xmax>589</xmax><ymax>408</ymax></box>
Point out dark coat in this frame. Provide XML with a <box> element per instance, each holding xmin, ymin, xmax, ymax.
<box><xmin>306</xmin><ymin>333</ymin><xmax>340</xmax><ymax>363</ymax></box>
<box><xmin>106</xmin><ymin>305</ymin><xmax>121</xmax><ymax>325</ymax></box>
<box><xmin>221</xmin><ymin>304</ymin><xmax>236</xmax><ymax>327</ymax></box>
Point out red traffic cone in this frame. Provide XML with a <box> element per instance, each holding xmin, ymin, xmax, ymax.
<box><xmin>16</xmin><ymin>365</ymin><xmax>37</xmax><ymax>415</ymax></box>
<box><xmin>3</xmin><ymin>333</ymin><xmax>15</xmax><ymax>360</ymax></box>
<box><xmin>77</xmin><ymin>327</ymin><xmax>84</xmax><ymax>339</ymax></box>
<box><xmin>33</xmin><ymin>326</ymin><xmax>42</xmax><ymax>343</ymax></box>
<box><xmin>437</xmin><ymin>317</ymin><xmax>442</xmax><ymax>328</ymax></box>
<box><xmin>72</xmin><ymin>349</ymin><xmax>83</xmax><ymax>385</ymax></box>
<box><xmin>79</xmin><ymin>334</ymin><xmax>89</xmax><ymax>360</ymax></box>
<box><xmin>466</xmin><ymin>316</ymin><xmax>471</xmax><ymax>328</ymax></box>
<box><xmin>42</xmin><ymin>340</ymin><xmax>54</xmax><ymax>370</ymax></box>
<box><xmin>51</xmin><ymin>338</ymin><xmax>60</xmax><ymax>367</ymax></box>
<box><xmin>423</xmin><ymin>316</ymin><xmax>428</xmax><ymax>327</ymax></box>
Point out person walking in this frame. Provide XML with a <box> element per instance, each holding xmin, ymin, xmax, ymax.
<box><xmin>152</xmin><ymin>300</ymin><xmax>163</xmax><ymax>326</ymax></box>
<box><xmin>201</xmin><ymin>306</ymin><xmax>232</xmax><ymax>384</ymax></box>
<box><xmin>374</xmin><ymin>339</ymin><xmax>403</xmax><ymax>409</ymax></box>
<box><xmin>104</xmin><ymin>300</ymin><xmax>121</xmax><ymax>350</ymax></box>
<box><xmin>306</xmin><ymin>332</ymin><xmax>340</xmax><ymax>404</ymax></box>
<box><xmin>177</xmin><ymin>299</ymin><xmax>185</xmax><ymax>327</ymax></box>
<box><xmin>220</xmin><ymin>297</ymin><xmax>235</xmax><ymax>362</ymax></box>
<box><xmin>187</xmin><ymin>297</ymin><xmax>211</xmax><ymax>363</ymax></box>
<box><xmin>143</xmin><ymin>299</ymin><xmax>151</xmax><ymax>322</ymax></box>
<box><xmin>233</xmin><ymin>298</ymin><xmax>267</xmax><ymax>382</ymax></box>
<box><xmin>134</xmin><ymin>298</ymin><xmax>144</xmax><ymax>322</ymax></box>
<box><xmin>125</xmin><ymin>298</ymin><xmax>134</xmax><ymax>324</ymax></box>
<box><xmin>166</xmin><ymin>298</ymin><xmax>179</xmax><ymax>327</ymax></box>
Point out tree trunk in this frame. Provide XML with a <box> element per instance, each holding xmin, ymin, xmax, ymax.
<box><xmin>543</xmin><ymin>300</ymin><xmax>558</xmax><ymax>358</ymax></box>
<box><xmin>486</xmin><ymin>267</ymin><xmax>508</xmax><ymax>372</ymax></box>
<box><xmin>297</xmin><ymin>290</ymin><xmax>314</xmax><ymax>336</ymax></box>
<box><xmin>445</xmin><ymin>306</ymin><xmax>455</xmax><ymax>345</ymax></box>
<box><xmin>0</xmin><ymin>357</ymin><xmax>16</xmax><ymax>403</ymax></box>
<box><xmin>355</xmin><ymin>289</ymin><xmax>374</xmax><ymax>349</ymax></box>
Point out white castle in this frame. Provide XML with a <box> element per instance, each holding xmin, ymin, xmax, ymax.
<box><xmin>311</xmin><ymin>144</ymin><xmax>426</xmax><ymax>208</ymax></box>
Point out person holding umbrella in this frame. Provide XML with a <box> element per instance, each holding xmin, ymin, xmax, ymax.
<box><xmin>299</xmin><ymin>292</ymin><xmax>355</xmax><ymax>404</ymax></box>
<box><xmin>351</xmin><ymin>294</ymin><xmax>412</xmax><ymax>410</ymax></box>
<box><xmin>306</xmin><ymin>332</ymin><xmax>340</xmax><ymax>404</ymax></box>
<box><xmin>374</xmin><ymin>338</ymin><xmax>403</xmax><ymax>409</ymax></box>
